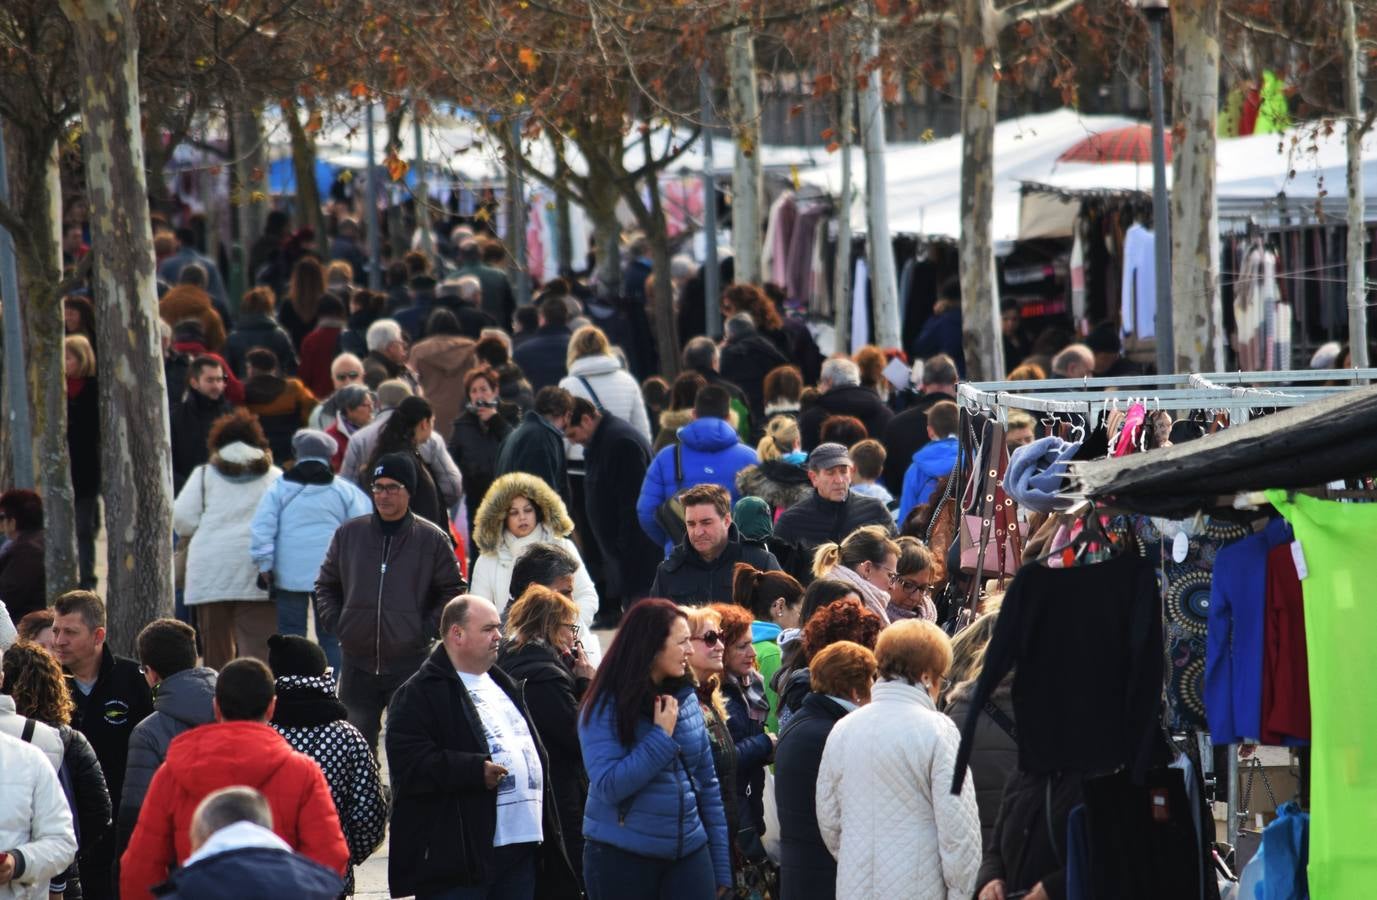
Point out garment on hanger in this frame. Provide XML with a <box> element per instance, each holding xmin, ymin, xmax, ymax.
<box><xmin>762</xmin><ymin>190</ymin><xmax>798</xmax><ymax>287</ymax></box>
<box><xmin>1267</xmin><ymin>490</ymin><xmax>1377</xmax><ymax>899</ymax></box>
<box><xmin>851</xmin><ymin>257</ymin><xmax>870</xmax><ymax>352</ymax></box>
<box><xmin>1121</xmin><ymin>222</ymin><xmax>1155</xmax><ymax>340</ymax></box>
<box><xmin>1070</xmin><ymin>226</ymin><xmax>1086</xmax><ymax>325</ymax></box>
<box><xmin>952</xmin><ymin>553</ymin><xmax>1164</xmax><ymax>795</ymax></box>
<box><xmin>1260</xmin><ymin>541</ymin><xmax>1309</xmax><ymax>743</ymax></box>
<box><xmin>1205</xmin><ymin>517</ymin><xmax>1294</xmax><ymax>745</ymax></box>
<box><xmin>1234</xmin><ymin>241</ymin><xmax>1278</xmax><ymax>371</ymax></box>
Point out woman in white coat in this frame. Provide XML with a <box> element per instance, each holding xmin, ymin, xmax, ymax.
<box><xmin>469</xmin><ymin>471</ymin><xmax>600</xmax><ymax>661</ymax></box>
<box><xmin>816</xmin><ymin>619</ymin><xmax>981</xmax><ymax>900</ymax></box>
<box><xmin>173</xmin><ymin>409</ymin><xmax>282</xmax><ymax>671</ymax></box>
<box><xmin>559</xmin><ymin>324</ymin><xmax>652</xmax><ymax>466</ymax></box>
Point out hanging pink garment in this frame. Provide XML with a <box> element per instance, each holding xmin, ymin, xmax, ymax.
<box><xmin>1113</xmin><ymin>402</ymin><xmax>1148</xmax><ymax>458</ymax></box>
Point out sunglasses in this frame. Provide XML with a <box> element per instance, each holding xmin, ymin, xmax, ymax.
<box><xmin>693</xmin><ymin>631</ymin><xmax>721</xmax><ymax>647</ymax></box>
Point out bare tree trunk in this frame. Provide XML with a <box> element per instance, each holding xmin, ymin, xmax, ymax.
<box><xmin>1170</xmin><ymin>0</ymin><xmax>1225</xmax><ymax>373</ymax></box>
<box><xmin>60</xmin><ymin>0</ymin><xmax>174</xmax><ymax>647</ymax></box>
<box><xmin>832</xmin><ymin>71</ymin><xmax>856</xmax><ymax>354</ymax></box>
<box><xmin>861</xmin><ymin>23</ymin><xmax>901</xmax><ymax>350</ymax></box>
<box><xmin>1343</xmin><ymin>0</ymin><xmax>1370</xmax><ymax>366</ymax></box>
<box><xmin>234</xmin><ymin>104</ymin><xmax>268</xmax><ymax>274</ymax></box>
<box><xmin>5</xmin><ymin>126</ymin><xmax>78</xmax><ymax>595</ymax></box>
<box><xmin>284</xmin><ymin>98</ymin><xmax>328</xmax><ymax>259</ymax></box>
<box><xmin>958</xmin><ymin>0</ymin><xmax>1005</xmax><ymax>380</ymax></box>
<box><xmin>728</xmin><ymin>21</ymin><xmax>763</xmax><ymax>285</ymax></box>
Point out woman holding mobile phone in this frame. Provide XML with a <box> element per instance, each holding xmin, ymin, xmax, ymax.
<box><xmin>578</xmin><ymin>599</ymin><xmax>733</xmax><ymax>899</ymax></box>
<box><xmin>498</xmin><ymin>584</ymin><xmax>597</xmax><ymax>887</ymax></box>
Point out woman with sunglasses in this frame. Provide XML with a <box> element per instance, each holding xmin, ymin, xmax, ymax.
<box><xmin>811</xmin><ymin>525</ymin><xmax>902</xmax><ymax>625</ymax></box>
<box><xmin>498</xmin><ymin>584</ymin><xmax>597</xmax><ymax>888</ymax></box>
<box><xmin>579</xmin><ymin>599</ymin><xmax>732</xmax><ymax>898</ymax></box>
<box><xmin>886</xmin><ymin>536</ymin><xmax>939</xmax><ymax>622</ymax></box>
<box><xmin>682</xmin><ymin>606</ymin><xmax>741</xmax><ymax>881</ymax></box>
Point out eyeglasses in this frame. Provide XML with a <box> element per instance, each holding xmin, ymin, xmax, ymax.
<box><xmin>897</xmin><ymin>577</ymin><xmax>933</xmax><ymax>596</ymax></box>
<box><xmin>561</xmin><ymin>622</ymin><xmax>581</xmax><ymax>636</ymax></box>
<box><xmin>870</xmin><ymin>564</ymin><xmax>898</xmax><ymax>585</ymax></box>
<box><xmin>693</xmin><ymin>631</ymin><xmax>721</xmax><ymax>647</ymax></box>
<box><xmin>370</xmin><ymin>483</ymin><xmax>405</xmax><ymax>496</ymax></box>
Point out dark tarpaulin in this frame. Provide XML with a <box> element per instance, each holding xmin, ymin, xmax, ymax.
<box><xmin>1070</xmin><ymin>383</ymin><xmax>1377</xmax><ymax>518</ymax></box>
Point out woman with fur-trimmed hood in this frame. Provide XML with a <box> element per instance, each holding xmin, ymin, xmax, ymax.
<box><xmin>735</xmin><ymin>414</ymin><xmax>812</xmax><ymax>516</ymax></box>
<box><xmin>173</xmin><ymin>408</ymin><xmax>282</xmax><ymax>670</ymax></box>
<box><xmin>469</xmin><ymin>472</ymin><xmax>602</xmax><ymax>661</ymax></box>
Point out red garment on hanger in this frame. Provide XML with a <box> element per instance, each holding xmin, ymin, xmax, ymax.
<box><xmin>1260</xmin><ymin>542</ymin><xmax>1310</xmax><ymax>743</ymax></box>
<box><xmin>1239</xmin><ymin>88</ymin><xmax>1261</xmax><ymax>136</ymax></box>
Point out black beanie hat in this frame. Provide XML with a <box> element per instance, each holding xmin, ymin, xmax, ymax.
<box><xmin>371</xmin><ymin>451</ymin><xmax>417</xmax><ymax>495</ymax></box>
<box><xmin>267</xmin><ymin>634</ymin><xmax>328</xmax><ymax>677</ymax></box>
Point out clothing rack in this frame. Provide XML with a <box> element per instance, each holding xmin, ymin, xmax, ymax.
<box><xmin>957</xmin><ymin>368</ymin><xmax>1377</xmax><ymax>425</ymax></box>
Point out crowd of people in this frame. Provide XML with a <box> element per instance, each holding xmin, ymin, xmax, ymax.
<box><xmin>0</xmin><ymin>208</ymin><xmax>1133</xmax><ymax>900</ymax></box>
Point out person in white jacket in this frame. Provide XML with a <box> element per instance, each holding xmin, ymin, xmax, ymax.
<box><xmin>468</xmin><ymin>472</ymin><xmax>600</xmax><ymax>662</ymax></box>
<box><xmin>816</xmin><ymin>619</ymin><xmax>981</xmax><ymax>900</ymax></box>
<box><xmin>0</xmin><ymin>731</ymin><xmax>77</xmax><ymax>900</ymax></box>
<box><xmin>172</xmin><ymin>410</ymin><xmax>282</xmax><ymax>671</ymax></box>
<box><xmin>558</xmin><ymin>325</ymin><xmax>652</xmax><ymax>467</ymax></box>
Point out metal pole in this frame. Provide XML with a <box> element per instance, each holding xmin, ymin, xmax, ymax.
<box><xmin>701</xmin><ymin>70</ymin><xmax>720</xmax><ymax>339</ymax></box>
<box><xmin>1227</xmin><ymin>745</ymin><xmax>1241</xmax><ymax>848</ymax></box>
<box><xmin>508</xmin><ymin>117</ymin><xmax>531</xmax><ymax>306</ymax></box>
<box><xmin>412</xmin><ymin>100</ymin><xmax>432</xmax><ymax>257</ymax></box>
<box><xmin>0</xmin><ymin>126</ymin><xmax>34</xmax><ymax>488</ymax></box>
<box><xmin>1148</xmin><ymin>10</ymin><xmax>1174</xmax><ymax>374</ymax></box>
<box><xmin>364</xmin><ymin>102</ymin><xmax>382</xmax><ymax>290</ymax></box>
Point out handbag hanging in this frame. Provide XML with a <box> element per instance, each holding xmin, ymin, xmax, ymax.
<box><xmin>958</xmin><ymin>419</ymin><xmax>1027</xmax><ymax>578</ymax></box>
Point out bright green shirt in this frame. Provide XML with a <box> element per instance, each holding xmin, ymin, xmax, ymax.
<box><xmin>755</xmin><ymin>636</ymin><xmax>783</xmax><ymax>734</ymax></box>
<box><xmin>1268</xmin><ymin>490</ymin><xmax>1377</xmax><ymax>896</ymax></box>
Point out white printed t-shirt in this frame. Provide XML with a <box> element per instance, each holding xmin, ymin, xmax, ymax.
<box><xmin>458</xmin><ymin>670</ymin><xmax>544</xmax><ymax>846</ymax></box>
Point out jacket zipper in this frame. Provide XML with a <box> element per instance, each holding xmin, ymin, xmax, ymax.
<box><xmin>375</xmin><ymin>533</ymin><xmax>393</xmax><ymax>675</ymax></box>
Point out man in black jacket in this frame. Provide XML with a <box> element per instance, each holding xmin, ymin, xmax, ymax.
<box><xmin>650</xmin><ymin>484</ymin><xmax>780</xmax><ymax>606</ymax></box>
<box><xmin>385</xmin><ymin>595</ymin><xmax>576</xmax><ymax>900</ymax></box>
<box><xmin>496</xmin><ymin>386</ymin><xmax>572</xmax><ymax>504</ymax></box>
<box><xmin>564</xmin><ymin>397</ymin><xmax>661</xmax><ymax>609</ymax></box>
<box><xmin>773</xmin><ymin>443</ymin><xmax>894</xmax><ymax>583</ymax></box>
<box><xmin>512</xmin><ymin>295</ymin><xmax>572</xmax><ymax>391</ymax></box>
<box><xmin>880</xmin><ymin>353</ymin><xmax>958</xmax><ymax>494</ymax></box>
<box><xmin>798</xmin><ymin>357</ymin><xmax>894</xmax><ymax>451</ymax></box>
<box><xmin>169</xmin><ymin>356</ymin><xmax>232</xmax><ymax>493</ymax></box>
<box><xmin>53</xmin><ymin>589</ymin><xmax>153</xmax><ymax>899</ymax></box>
<box><xmin>315</xmin><ymin>452</ymin><xmax>466</xmax><ymax>752</ymax></box>
<box><xmin>719</xmin><ymin>313</ymin><xmax>789</xmax><ymax>426</ymax></box>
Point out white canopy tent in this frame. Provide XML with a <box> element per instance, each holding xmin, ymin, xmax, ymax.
<box><xmin>794</xmin><ymin>108</ymin><xmax>1141</xmax><ymax>248</ymax></box>
<box><xmin>1019</xmin><ymin>123</ymin><xmax>1377</xmax><ymax>238</ymax></box>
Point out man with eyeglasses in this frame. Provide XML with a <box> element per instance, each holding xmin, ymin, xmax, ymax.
<box><xmin>315</xmin><ymin>452</ymin><xmax>466</xmax><ymax>752</ymax></box>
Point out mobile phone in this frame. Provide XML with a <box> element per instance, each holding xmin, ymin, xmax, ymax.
<box><xmin>1007</xmin><ymin>891</ymin><xmax>1030</xmax><ymax>899</ymax></box>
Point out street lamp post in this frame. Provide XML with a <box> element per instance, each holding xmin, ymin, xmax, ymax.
<box><xmin>1139</xmin><ymin>0</ymin><xmax>1173</xmax><ymax>374</ymax></box>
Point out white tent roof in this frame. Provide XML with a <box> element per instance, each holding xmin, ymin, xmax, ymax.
<box><xmin>795</xmin><ymin>108</ymin><xmax>1142</xmax><ymax>243</ymax></box>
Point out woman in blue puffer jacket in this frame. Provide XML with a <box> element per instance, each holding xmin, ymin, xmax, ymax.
<box><xmin>249</xmin><ymin>428</ymin><xmax>372</xmax><ymax>677</ymax></box>
<box><xmin>579</xmin><ymin>598</ymin><xmax>733</xmax><ymax>899</ymax></box>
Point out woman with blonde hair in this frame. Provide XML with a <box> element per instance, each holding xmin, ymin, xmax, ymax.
<box><xmin>682</xmin><ymin>604</ymin><xmax>741</xmax><ymax>877</ymax></box>
<box><xmin>65</xmin><ymin>334</ymin><xmax>102</xmax><ymax>590</ymax></box>
<box><xmin>498</xmin><ymin>584</ymin><xmax>596</xmax><ymax>885</ymax></box>
<box><xmin>736</xmin><ymin>415</ymin><xmax>811</xmax><ymax>517</ymax></box>
<box><xmin>817</xmin><ymin>620</ymin><xmax>980</xmax><ymax>899</ymax></box>
<box><xmin>559</xmin><ymin>324</ymin><xmax>652</xmax><ymax>449</ymax></box>
<box><xmin>812</xmin><ymin>525</ymin><xmax>902</xmax><ymax>624</ymax></box>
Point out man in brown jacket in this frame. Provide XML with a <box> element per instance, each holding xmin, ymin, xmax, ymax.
<box><xmin>315</xmin><ymin>452</ymin><xmax>465</xmax><ymax>751</ymax></box>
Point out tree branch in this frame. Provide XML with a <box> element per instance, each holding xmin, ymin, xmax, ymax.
<box><xmin>1222</xmin><ymin>9</ymin><xmax>1321</xmax><ymax>48</ymax></box>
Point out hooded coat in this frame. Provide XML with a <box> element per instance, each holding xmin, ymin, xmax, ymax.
<box><xmin>249</xmin><ymin>460</ymin><xmax>373</xmax><ymax>593</ymax></box>
<box><xmin>243</xmin><ymin>375</ymin><xmax>316</xmax><ymax>465</ymax></box>
<box><xmin>469</xmin><ymin>473</ymin><xmax>601</xmax><ymax>660</ymax></box>
<box><xmin>119</xmin><ymin>721</ymin><xmax>348</xmax><ymax>900</ymax></box>
<box><xmin>117</xmin><ymin>667</ymin><xmax>218</xmax><ymax>856</ymax></box>
<box><xmin>651</xmin><ymin>408</ymin><xmax>695</xmax><ymax>455</ymax></box>
<box><xmin>158</xmin><ymin>284</ymin><xmax>226</xmax><ymax>352</ymax></box>
<box><xmin>172</xmin><ymin>443</ymin><xmax>282</xmax><ymax>605</ymax></box>
<box><xmin>636</xmin><ymin>417</ymin><xmax>760</xmax><ymax>551</ymax></box>
<box><xmin>736</xmin><ymin>459</ymin><xmax>814</xmax><ymax>515</ymax></box>
<box><xmin>899</xmin><ymin>436</ymin><xmax>958</xmax><ymax>525</ymax></box>
<box><xmin>410</xmin><ymin>334</ymin><xmax>477</xmax><ymax>437</ymax></box>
